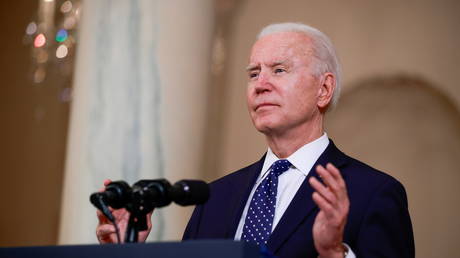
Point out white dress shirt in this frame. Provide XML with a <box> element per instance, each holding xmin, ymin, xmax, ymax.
<box><xmin>234</xmin><ymin>133</ymin><xmax>356</xmax><ymax>257</ymax></box>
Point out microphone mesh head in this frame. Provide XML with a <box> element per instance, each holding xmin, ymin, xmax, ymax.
<box><xmin>171</xmin><ymin>180</ymin><xmax>209</xmax><ymax>206</ymax></box>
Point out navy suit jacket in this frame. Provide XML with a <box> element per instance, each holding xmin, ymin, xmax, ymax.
<box><xmin>183</xmin><ymin>141</ymin><xmax>415</xmax><ymax>257</ymax></box>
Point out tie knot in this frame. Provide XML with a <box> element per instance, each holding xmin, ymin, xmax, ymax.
<box><xmin>270</xmin><ymin>159</ymin><xmax>291</xmax><ymax>177</ymax></box>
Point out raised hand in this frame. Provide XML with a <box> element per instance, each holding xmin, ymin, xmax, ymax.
<box><xmin>309</xmin><ymin>163</ymin><xmax>349</xmax><ymax>258</ymax></box>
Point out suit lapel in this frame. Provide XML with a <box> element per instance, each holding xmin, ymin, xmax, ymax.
<box><xmin>225</xmin><ymin>154</ymin><xmax>266</xmax><ymax>238</ymax></box>
<box><xmin>267</xmin><ymin>140</ymin><xmax>348</xmax><ymax>253</ymax></box>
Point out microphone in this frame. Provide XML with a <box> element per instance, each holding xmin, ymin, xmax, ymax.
<box><xmin>169</xmin><ymin>180</ymin><xmax>209</xmax><ymax>206</ymax></box>
<box><xmin>130</xmin><ymin>179</ymin><xmax>210</xmax><ymax>209</ymax></box>
<box><xmin>90</xmin><ymin>179</ymin><xmax>209</xmax><ymax>217</ymax></box>
<box><xmin>131</xmin><ymin>179</ymin><xmax>173</xmax><ymax>211</ymax></box>
<box><xmin>90</xmin><ymin>181</ymin><xmax>131</xmax><ymax>221</ymax></box>
<box><xmin>90</xmin><ymin>178</ymin><xmax>209</xmax><ymax>243</ymax></box>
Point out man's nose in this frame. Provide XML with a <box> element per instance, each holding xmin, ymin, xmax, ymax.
<box><xmin>254</xmin><ymin>71</ymin><xmax>272</xmax><ymax>94</ymax></box>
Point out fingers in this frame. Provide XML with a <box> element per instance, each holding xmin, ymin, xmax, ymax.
<box><xmin>314</xmin><ymin>164</ymin><xmax>347</xmax><ymax>200</ymax></box>
<box><xmin>311</xmin><ymin>191</ymin><xmax>335</xmax><ymax>220</ymax></box>
<box><xmin>325</xmin><ymin>163</ymin><xmax>347</xmax><ymax>195</ymax></box>
<box><xmin>315</xmin><ymin>164</ymin><xmax>339</xmax><ymax>194</ymax></box>
<box><xmin>309</xmin><ymin>163</ymin><xmax>349</xmax><ymax>219</ymax></box>
<box><xmin>146</xmin><ymin>210</ymin><xmax>153</xmax><ymax>228</ymax></box>
<box><xmin>97</xmin><ymin>224</ymin><xmax>116</xmax><ymax>235</ymax></box>
<box><xmin>96</xmin><ymin>224</ymin><xmax>117</xmax><ymax>243</ymax></box>
<box><xmin>112</xmin><ymin>208</ymin><xmax>129</xmax><ymax>221</ymax></box>
<box><xmin>98</xmin><ymin>179</ymin><xmax>112</xmax><ymax>192</ymax></box>
<box><xmin>309</xmin><ymin>176</ymin><xmax>337</xmax><ymax>204</ymax></box>
<box><xmin>97</xmin><ymin>209</ymin><xmax>111</xmax><ymax>224</ymax></box>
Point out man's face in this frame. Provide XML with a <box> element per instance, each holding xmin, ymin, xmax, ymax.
<box><xmin>246</xmin><ymin>32</ymin><xmax>323</xmax><ymax>135</ymax></box>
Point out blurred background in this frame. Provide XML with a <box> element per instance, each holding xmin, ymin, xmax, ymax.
<box><xmin>0</xmin><ymin>0</ymin><xmax>459</xmax><ymax>257</ymax></box>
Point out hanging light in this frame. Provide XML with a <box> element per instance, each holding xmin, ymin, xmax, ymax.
<box><xmin>55</xmin><ymin>29</ymin><xmax>68</xmax><ymax>42</ymax></box>
<box><xmin>34</xmin><ymin>33</ymin><xmax>46</xmax><ymax>48</ymax></box>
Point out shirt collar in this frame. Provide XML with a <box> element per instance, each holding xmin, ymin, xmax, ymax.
<box><xmin>261</xmin><ymin>133</ymin><xmax>330</xmax><ymax>177</ymax></box>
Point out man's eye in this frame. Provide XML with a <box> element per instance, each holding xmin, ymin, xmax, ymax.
<box><xmin>249</xmin><ymin>72</ymin><xmax>259</xmax><ymax>79</ymax></box>
<box><xmin>274</xmin><ymin>68</ymin><xmax>285</xmax><ymax>74</ymax></box>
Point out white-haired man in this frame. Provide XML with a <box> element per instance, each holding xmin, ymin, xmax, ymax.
<box><xmin>97</xmin><ymin>23</ymin><xmax>415</xmax><ymax>258</ymax></box>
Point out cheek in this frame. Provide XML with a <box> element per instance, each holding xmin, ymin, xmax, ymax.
<box><xmin>287</xmin><ymin>86</ymin><xmax>317</xmax><ymax>113</ymax></box>
<box><xmin>246</xmin><ymin>86</ymin><xmax>253</xmax><ymax>108</ymax></box>
<box><xmin>246</xmin><ymin>88</ymin><xmax>258</xmax><ymax>119</ymax></box>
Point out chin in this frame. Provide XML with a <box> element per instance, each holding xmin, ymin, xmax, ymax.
<box><xmin>253</xmin><ymin>118</ymin><xmax>278</xmax><ymax>134</ymax></box>
<box><xmin>251</xmin><ymin>110</ymin><xmax>285</xmax><ymax>132</ymax></box>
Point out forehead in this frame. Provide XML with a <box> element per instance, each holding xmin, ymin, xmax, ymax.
<box><xmin>249</xmin><ymin>31</ymin><xmax>313</xmax><ymax>64</ymax></box>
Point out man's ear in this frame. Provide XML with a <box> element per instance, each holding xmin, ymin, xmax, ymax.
<box><xmin>317</xmin><ymin>73</ymin><xmax>335</xmax><ymax>110</ymax></box>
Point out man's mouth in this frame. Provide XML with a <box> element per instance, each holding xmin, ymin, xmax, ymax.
<box><xmin>255</xmin><ymin>103</ymin><xmax>278</xmax><ymax>111</ymax></box>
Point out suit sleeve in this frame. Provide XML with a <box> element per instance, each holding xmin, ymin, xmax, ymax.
<box><xmin>355</xmin><ymin>178</ymin><xmax>415</xmax><ymax>257</ymax></box>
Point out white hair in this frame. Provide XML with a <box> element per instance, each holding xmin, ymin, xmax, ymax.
<box><xmin>258</xmin><ymin>23</ymin><xmax>342</xmax><ymax>109</ymax></box>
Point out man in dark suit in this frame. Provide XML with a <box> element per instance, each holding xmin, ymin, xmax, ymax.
<box><xmin>183</xmin><ymin>140</ymin><xmax>414</xmax><ymax>257</ymax></box>
<box><xmin>97</xmin><ymin>23</ymin><xmax>414</xmax><ymax>257</ymax></box>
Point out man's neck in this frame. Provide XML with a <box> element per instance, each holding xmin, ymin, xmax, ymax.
<box><xmin>265</xmin><ymin>121</ymin><xmax>324</xmax><ymax>159</ymax></box>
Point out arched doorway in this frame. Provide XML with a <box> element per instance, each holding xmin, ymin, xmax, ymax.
<box><xmin>326</xmin><ymin>75</ymin><xmax>460</xmax><ymax>257</ymax></box>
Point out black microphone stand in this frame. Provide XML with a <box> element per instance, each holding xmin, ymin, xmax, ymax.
<box><xmin>124</xmin><ymin>180</ymin><xmax>169</xmax><ymax>243</ymax></box>
<box><xmin>125</xmin><ymin>213</ymin><xmax>147</xmax><ymax>243</ymax></box>
<box><xmin>124</xmin><ymin>195</ymin><xmax>153</xmax><ymax>243</ymax></box>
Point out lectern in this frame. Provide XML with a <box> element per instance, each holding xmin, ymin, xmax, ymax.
<box><xmin>0</xmin><ymin>240</ymin><xmax>261</xmax><ymax>258</ymax></box>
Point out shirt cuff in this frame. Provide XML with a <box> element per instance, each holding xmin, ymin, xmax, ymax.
<box><xmin>344</xmin><ymin>243</ymin><xmax>356</xmax><ymax>258</ymax></box>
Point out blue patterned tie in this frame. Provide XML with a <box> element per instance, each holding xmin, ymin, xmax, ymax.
<box><xmin>241</xmin><ymin>159</ymin><xmax>292</xmax><ymax>245</ymax></box>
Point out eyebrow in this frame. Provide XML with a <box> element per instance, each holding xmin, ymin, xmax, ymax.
<box><xmin>245</xmin><ymin>60</ymin><xmax>288</xmax><ymax>72</ymax></box>
<box><xmin>246</xmin><ymin>64</ymin><xmax>259</xmax><ymax>72</ymax></box>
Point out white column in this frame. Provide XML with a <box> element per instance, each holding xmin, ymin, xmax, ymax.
<box><xmin>59</xmin><ymin>0</ymin><xmax>214</xmax><ymax>244</ymax></box>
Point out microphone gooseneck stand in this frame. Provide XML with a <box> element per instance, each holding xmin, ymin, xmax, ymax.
<box><xmin>124</xmin><ymin>180</ymin><xmax>171</xmax><ymax>243</ymax></box>
<box><xmin>125</xmin><ymin>208</ymin><xmax>148</xmax><ymax>243</ymax></box>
